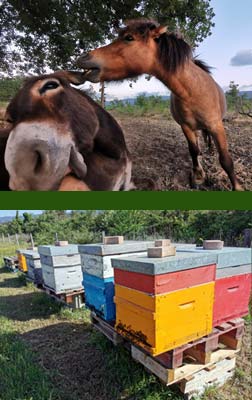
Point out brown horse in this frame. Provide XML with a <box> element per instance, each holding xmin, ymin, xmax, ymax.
<box><xmin>3</xmin><ymin>71</ymin><xmax>132</xmax><ymax>191</ymax></box>
<box><xmin>77</xmin><ymin>19</ymin><xmax>242</xmax><ymax>191</ymax></box>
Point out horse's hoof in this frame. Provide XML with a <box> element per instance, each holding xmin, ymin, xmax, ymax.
<box><xmin>190</xmin><ymin>170</ymin><xmax>205</xmax><ymax>187</ymax></box>
<box><xmin>233</xmin><ymin>183</ymin><xmax>244</xmax><ymax>191</ymax></box>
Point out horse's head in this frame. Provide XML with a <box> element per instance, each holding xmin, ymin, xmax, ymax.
<box><xmin>4</xmin><ymin>71</ymin><xmax>99</xmax><ymax>190</ymax></box>
<box><xmin>77</xmin><ymin>19</ymin><xmax>168</xmax><ymax>82</ymax></box>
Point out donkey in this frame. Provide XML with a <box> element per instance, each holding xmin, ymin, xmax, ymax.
<box><xmin>77</xmin><ymin>19</ymin><xmax>242</xmax><ymax>191</ymax></box>
<box><xmin>0</xmin><ymin>128</ymin><xmax>10</xmax><ymax>190</ymax></box>
<box><xmin>3</xmin><ymin>71</ymin><xmax>132</xmax><ymax>191</ymax></box>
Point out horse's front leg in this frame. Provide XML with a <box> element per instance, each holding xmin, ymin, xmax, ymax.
<box><xmin>209</xmin><ymin>123</ymin><xmax>243</xmax><ymax>191</ymax></box>
<box><xmin>181</xmin><ymin>125</ymin><xmax>205</xmax><ymax>187</ymax></box>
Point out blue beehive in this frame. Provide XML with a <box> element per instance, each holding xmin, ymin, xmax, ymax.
<box><xmin>79</xmin><ymin>238</ymin><xmax>156</xmax><ymax>321</ymax></box>
<box><xmin>83</xmin><ymin>273</ymin><xmax>115</xmax><ymax>321</ymax></box>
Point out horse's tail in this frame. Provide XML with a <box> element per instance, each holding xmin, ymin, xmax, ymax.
<box><xmin>202</xmin><ymin>129</ymin><xmax>213</xmax><ymax>151</ymax></box>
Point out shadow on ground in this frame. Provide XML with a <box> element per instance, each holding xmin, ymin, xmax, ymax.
<box><xmin>21</xmin><ymin>322</ymin><xmax>183</xmax><ymax>400</ymax></box>
<box><xmin>0</xmin><ymin>291</ymin><xmax>63</xmax><ymax>321</ymax></box>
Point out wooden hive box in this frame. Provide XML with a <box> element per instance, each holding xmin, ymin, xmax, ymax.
<box><xmin>23</xmin><ymin>250</ymin><xmax>42</xmax><ymax>284</ymax></box>
<box><xmin>38</xmin><ymin>244</ymin><xmax>82</xmax><ymax>294</ymax></box>
<box><xmin>16</xmin><ymin>249</ymin><xmax>28</xmax><ymax>272</ymax></box>
<box><xmin>78</xmin><ymin>240</ymin><xmax>155</xmax><ymax>279</ymax></box>
<box><xmin>78</xmin><ymin>240</ymin><xmax>155</xmax><ymax>321</ymax></box>
<box><xmin>112</xmin><ymin>252</ymin><xmax>217</xmax><ymax>355</ymax></box>
<box><xmin>213</xmin><ymin>264</ymin><xmax>252</xmax><ymax>325</ymax></box>
<box><xmin>115</xmin><ymin>283</ymin><xmax>214</xmax><ymax>356</ymax></box>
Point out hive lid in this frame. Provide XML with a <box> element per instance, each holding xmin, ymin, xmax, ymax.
<box><xmin>38</xmin><ymin>244</ymin><xmax>79</xmax><ymax>256</ymax></box>
<box><xmin>22</xmin><ymin>249</ymin><xmax>40</xmax><ymax>258</ymax></box>
<box><xmin>176</xmin><ymin>246</ymin><xmax>252</xmax><ymax>268</ymax></box>
<box><xmin>216</xmin><ymin>264</ymin><xmax>251</xmax><ymax>278</ymax></box>
<box><xmin>78</xmin><ymin>240</ymin><xmax>155</xmax><ymax>256</ymax></box>
<box><xmin>111</xmin><ymin>251</ymin><xmax>217</xmax><ymax>275</ymax></box>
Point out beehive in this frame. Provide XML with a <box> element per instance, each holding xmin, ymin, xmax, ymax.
<box><xmin>214</xmin><ymin>264</ymin><xmax>251</xmax><ymax>325</ymax></box>
<box><xmin>112</xmin><ymin>252</ymin><xmax>217</xmax><ymax>355</ymax></box>
<box><xmin>38</xmin><ymin>244</ymin><xmax>82</xmax><ymax>294</ymax></box>
<box><xmin>23</xmin><ymin>250</ymin><xmax>42</xmax><ymax>284</ymax></box>
<box><xmin>78</xmin><ymin>239</ymin><xmax>155</xmax><ymax>321</ymax></box>
<box><xmin>16</xmin><ymin>249</ymin><xmax>28</xmax><ymax>272</ymax></box>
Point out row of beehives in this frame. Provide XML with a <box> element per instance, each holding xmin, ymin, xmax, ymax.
<box><xmin>15</xmin><ymin>236</ymin><xmax>251</xmax><ymax>357</ymax></box>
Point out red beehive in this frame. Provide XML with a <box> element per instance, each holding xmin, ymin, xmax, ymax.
<box><xmin>114</xmin><ymin>264</ymin><xmax>216</xmax><ymax>295</ymax></box>
<box><xmin>213</xmin><ymin>272</ymin><xmax>252</xmax><ymax>326</ymax></box>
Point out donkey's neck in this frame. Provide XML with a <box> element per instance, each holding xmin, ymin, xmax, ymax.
<box><xmin>153</xmin><ymin>61</ymin><xmax>198</xmax><ymax>100</ymax></box>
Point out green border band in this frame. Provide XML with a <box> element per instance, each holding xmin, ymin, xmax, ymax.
<box><xmin>0</xmin><ymin>192</ymin><xmax>251</xmax><ymax>210</ymax></box>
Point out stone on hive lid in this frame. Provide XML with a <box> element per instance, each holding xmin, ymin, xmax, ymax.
<box><xmin>203</xmin><ymin>240</ymin><xmax>224</xmax><ymax>250</ymax></box>
<box><xmin>55</xmin><ymin>240</ymin><xmax>69</xmax><ymax>246</ymax></box>
<box><xmin>103</xmin><ymin>236</ymin><xmax>124</xmax><ymax>245</ymax></box>
<box><xmin>148</xmin><ymin>245</ymin><xmax>176</xmax><ymax>258</ymax></box>
<box><xmin>154</xmin><ymin>239</ymin><xmax>171</xmax><ymax>247</ymax></box>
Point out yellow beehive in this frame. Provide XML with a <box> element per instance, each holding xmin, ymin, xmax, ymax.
<box><xmin>115</xmin><ymin>283</ymin><xmax>215</xmax><ymax>356</ymax></box>
<box><xmin>18</xmin><ymin>253</ymin><xmax>28</xmax><ymax>272</ymax></box>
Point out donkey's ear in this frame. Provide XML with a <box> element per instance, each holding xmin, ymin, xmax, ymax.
<box><xmin>150</xmin><ymin>26</ymin><xmax>167</xmax><ymax>39</ymax></box>
<box><xmin>60</xmin><ymin>71</ymin><xmax>87</xmax><ymax>85</ymax></box>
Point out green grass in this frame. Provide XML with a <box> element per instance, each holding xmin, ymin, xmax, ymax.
<box><xmin>0</xmin><ymin>317</ymin><xmax>58</xmax><ymax>400</ymax></box>
<box><xmin>89</xmin><ymin>331</ymin><xmax>183</xmax><ymax>400</ymax></box>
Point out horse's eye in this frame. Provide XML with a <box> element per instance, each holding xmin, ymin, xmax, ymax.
<box><xmin>39</xmin><ymin>80</ymin><xmax>60</xmax><ymax>95</ymax></box>
<box><xmin>124</xmin><ymin>35</ymin><xmax>134</xmax><ymax>42</ymax></box>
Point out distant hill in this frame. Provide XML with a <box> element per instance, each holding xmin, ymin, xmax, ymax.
<box><xmin>106</xmin><ymin>91</ymin><xmax>252</xmax><ymax>105</ymax></box>
<box><xmin>0</xmin><ymin>216</ymin><xmax>14</xmax><ymax>224</ymax></box>
<box><xmin>240</xmin><ymin>91</ymin><xmax>252</xmax><ymax>99</ymax></box>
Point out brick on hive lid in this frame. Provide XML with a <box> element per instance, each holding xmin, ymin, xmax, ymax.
<box><xmin>55</xmin><ymin>240</ymin><xmax>69</xmax><ymax>246</ymax></box>
<box><xmin>103</xmin><ymin>236</ymin><xmax>124</xmax><ymax>245</ymax></box>
<box><xmin>154</xmin><ymin>239</ymin><xmax>171</xmax><ymax>247</ymax></box>
<box><xmin>148</xmin><ymin>245</ymin><xmax>176</xmax><ymax>258</ymax></box>
<box><xmin>203</xmin><ymin>240</ymin><xmax>224</xmax><ymax>250</ymax></box>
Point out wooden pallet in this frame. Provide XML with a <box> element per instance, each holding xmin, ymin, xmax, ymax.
<box><xmin>43</xmin><ymin>285</ymin><xmax>85</xmax><ymax>309</ymax></box>
<box><xmin>90</xmin><ymin>312</ymin><xmax>240</xmax><ymax>389</ymax></box>
<box><xmin>156</xmin><ymin>318</ymin><xmax>244</xmax><ymax>369</ymax></box>
<box><xmin>3</xmin><ymin>256</ymin><xmax>19</xmax><ymax>272</ymax></box>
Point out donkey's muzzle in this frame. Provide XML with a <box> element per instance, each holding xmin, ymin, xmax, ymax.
<box><xmin>4</xmin><ymin>122</ymin><xmax>86</xmax><ymax>191</ymax></box>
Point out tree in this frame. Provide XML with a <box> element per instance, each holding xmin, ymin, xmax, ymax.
<box><xmin>226</xmin><ymin>81</ymin><xmax>240</xmax><ymax>110</ymax></box>
<box><xmin>0</xmin><ymin>0</ymin><xmax>215</xmax><ymax>76</ymax></box>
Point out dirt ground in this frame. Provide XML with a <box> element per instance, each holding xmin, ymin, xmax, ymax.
<box><xmin>114</xmin><ymin>113</ymin><xmax>252</xmax><ymax>191</ymax></box>
<box><xmin>1</xmin><ymin>111</ymin><xmax>251</xmax><ymax>191</ymax></box>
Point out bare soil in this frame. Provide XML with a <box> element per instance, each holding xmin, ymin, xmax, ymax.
<box><xmin>114</xmin><ymin>113</ymin><xmax>252</xmax><ymax>191</ymax></box>
<box><xmin>1</xmin><ymin>111</ymin><xmax>251</xmax><ymax>191</ymax></box>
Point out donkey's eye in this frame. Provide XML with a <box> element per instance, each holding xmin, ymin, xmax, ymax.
<box><xmin>124</xmin><ymin>35</ymin><xmax>134</xmax><ymax>42</ymax></box>
<box><xmin>39</xmin><ymin>80</ymin><xmax>60</xmax><ymax>95</ymax></box>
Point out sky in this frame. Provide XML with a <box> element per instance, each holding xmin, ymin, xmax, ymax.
<box><xmin>0</xmin><ymin>210</ymin><xmax>43</xmax><ymax>218</ymax></box>
<box><xmin>87</xmin><ymin>0</ymin><xmax>252</xmax><ymax>100</ymax></box>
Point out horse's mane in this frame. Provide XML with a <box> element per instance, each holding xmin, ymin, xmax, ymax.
<box><xmin>120</xmin><ymin>19</ymin><xmax>211</xmax><ymax>74</ymax></box>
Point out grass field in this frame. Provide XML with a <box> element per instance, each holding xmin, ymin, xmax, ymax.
<box><xmin>0</xmin><ymin>243</ymin><xmax>251</xmax><ymax>400</ymax></box>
